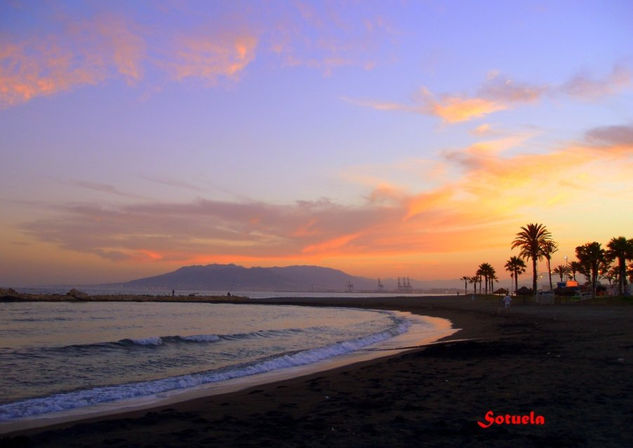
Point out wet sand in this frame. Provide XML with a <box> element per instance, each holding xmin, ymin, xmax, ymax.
<box><xmin>2</xmin><ymin>295</ymin><xmax>633</xmax><ymax>447</ymax></box>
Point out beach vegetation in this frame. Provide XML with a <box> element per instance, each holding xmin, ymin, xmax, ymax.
<box><xmin>569</xmin><ymin>261</ymin><xmax>582</xmax><ymax>281</ymax></box>
<box><xmin>575</xmin><ymin>242</ymin><xmax>606</xmax><ymax>299</ymax></box>
<box><xmin>460</xmin><ymin>276</ymin><xmax>470</xmax><ymax>295</ymax></box>
<box><xmin>469</xmin><ymin>276</ymin><xmax>478</xmax><ymax>294</ymax></box>
<box><xmin>540</xmin><ymin>240</ymin><xmax>558</xmax><ymax>291</ymax></box>
<box><xmin>553</xmin><ymin>264</ymin><xmax>571</xmax><ymax>282</ymax></box>
<box><xmin>505</xmin><ymin>256</ymin><xmax>526</xmax><ymax>294</ymax></box>
<box><xmin>511</xmin><ymin>223</ymin><xmax>554</xmax><ymax>294</ymax></box>
<box><xmin>477</xmin><ymin>263</ymin><xmax>495</xmax><ymax>295</ymax></box>
<box><xmin>606</xmin><ymin>236</ymin><xmax>633</xmax><ymax>296</ymax></box>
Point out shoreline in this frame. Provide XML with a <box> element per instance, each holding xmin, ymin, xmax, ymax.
<box><xmin>0</xmin><ymin>308</ymin><xmax>457</xmax><ymax>435</ymax></box>
<box><xmin>3</xmin><ymin>295</ymin><xmax>633</xmax><ymax>447</ymax></box>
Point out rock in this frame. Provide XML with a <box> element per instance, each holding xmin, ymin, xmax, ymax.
<box><xmin>66</xmin><ymin>288</ymin><xmax>89</xmax><ymax>299</ymax></box>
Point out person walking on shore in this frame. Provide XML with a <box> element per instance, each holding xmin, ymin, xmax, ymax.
<box><xmin>503</xmin><ymin>293</ymin><xmax>512</xmax><ymax>310</ymax></box>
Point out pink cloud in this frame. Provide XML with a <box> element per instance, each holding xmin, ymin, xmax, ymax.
<box><xmin>345</xmin><ymin>65</ymin><xmax>631</xmax><ymax>123</ymax></box>
<box><xmin>562</xmin><ymin>65</ymin><xmax>632</xmax><ymax>98</ymax></box>
<box><xmin>0</xmin><ymin>14</ymin><xmax>145</xmax><ymax>108</ymax></box>
<box><xmin>167</xmin><ymin>33</ymin><xmax>257</xmax><ymax>83</ymax></box>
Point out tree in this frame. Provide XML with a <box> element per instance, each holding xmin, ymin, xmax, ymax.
<box><xmin>505</xmin><ymin>256</ymin><xmax>526</xmax><ymax>294</ymax></box>
<box><xmin>540</xmin><ymin>240</ymin><xmax>558</xmax><ymax>291</ymax></box>
<box><xmin>511</xmin><ymin>223</ymin><xmax>553</xmax><ymax>294</ymax></box>
<box><xmin>460</xmin><ymin>276</ymin><xmax>470</xmax><ymax>295</ymax></box>
<box><xmin>469</xmin><ymin>276</ymin><xmax>478</xmax><ymax>294</ymax></box>
<box><xmin>606</xmin><ymin>236</ymin><xmax>633</xmax><ymax>296</ymax></box>
<box><xmin>575</xmin><ymin>242</ymin><xmax>606</xmax><ymax>298</ymax></box>
<box><xmin>569</xmin><ymin>261</ymin><xmax>582</xmax><ymax>281</ymax></box>
<box><xmin>552</xmin><ymin>264</ymin><xmax>570</xmax><ymax>282</ymax></box>
<box><xmin>477</xmin><ymin>263</ymin><xmax>495</xmax><ymax>295</ymax></box>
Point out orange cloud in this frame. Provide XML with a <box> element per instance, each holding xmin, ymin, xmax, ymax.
<box><xmin>430</xmin><ymin>96</ymin><xmax>506</xmax><ymax>123</ymax></box>
<box><xmin>302</xmin><ymin>233</ymin><xmax>362</xmax><ymax>254</ymax></box>
<box><xmin>344</xmin><ymin>65</ymin><xmax>632</xmax><ymax>124</ymax></box>
<box><xmin>0</xmin><ymin>38</ymin><xmax>102</xmax><ymax>107</ymax></box>
<box><xmin>16</xmin><ymin>127</ymin><xmax>633</xmax><ymax>276</ymax></box>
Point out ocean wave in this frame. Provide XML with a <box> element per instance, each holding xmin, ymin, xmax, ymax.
<box><xmin>5</xmin><ymin>326</ymin><xmax>330</xmax><ymax>356</ymax></box>
<box><xmin>0</xmin><ymin>315</ymin><xmax>410</xmax><ymax>422</ymax></box>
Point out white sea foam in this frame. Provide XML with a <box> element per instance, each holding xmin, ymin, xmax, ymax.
<box><xmin>126</xmin><ymin>336</ymin><xmax>163</xmax><ymax>346</ymax></box>
<box><xmin>180</xmin><ymin>334</ymin><xmax>220</xmax><ymax>342</ymax></box>
<box><xmin>0</xmin><ymin>315</ymin><xmax>410</xmax><ymax>422</ymax></box>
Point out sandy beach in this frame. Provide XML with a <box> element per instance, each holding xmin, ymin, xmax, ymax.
<box><xmin>2</xmin><ymin>295</ymin><xmax>633</xmax><ymax>447</ymax></box>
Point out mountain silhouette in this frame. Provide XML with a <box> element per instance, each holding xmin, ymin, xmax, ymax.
<box><xmin>122</xmin><ymin>264</ymin><xmax>379</xmax><ymax>292</ymax></box>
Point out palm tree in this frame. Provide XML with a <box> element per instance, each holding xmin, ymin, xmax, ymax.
<box><xmin>511</xmin><ymin>223</ymin><xmax>553</xmax><ymax>294</ymax></box>
<box><xmin>575</xmin><ymin>242</ymin><xmax>606</xmax><ymax>298</ymax></box>
<box><xmin>606</xmin><ymin>236</ymin><xmax>633</xmax><ymax>296</ymax></box>
<box><xmin>540</xmin><ymin>240</ymin><xmax>558</xmax><ymax>291</ymax></box>
<box><xmin>477</xmin><ymin>263</ymin><xmax>495</xmax><ymax>295</ymax></box>
<box><xmin>505</xmin><ymin>256</ymin><xmax>527</xmax><ymax>294</ymax></box>
<box><xmin>469</xmin><ymin>276</ymin><xmax>478</xmax><ymax>294</ymax></box>
<box><xmin>570</xmin><ymin>261</ymin><xmax>582</xmax><ymax>281</ymax></box>
<box><xmin>552</xmin><ymin>264</ymin><xmax>570</xmax><ymax>282</ymax></box>
<box><xmin>489</xmin><ymin>269</ymin><xmax>498</xmax><ymax>293</ymax></box>
<box><xmin>460</xmin><ymin>276</ymin><xmax>470</xmax><ymax>295</ymax></box>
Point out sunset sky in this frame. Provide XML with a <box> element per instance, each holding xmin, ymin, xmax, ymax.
<box><xmin>1</xmin><ymin>0</ymin><xmax>632</xmax><ymax>287</ymax></box>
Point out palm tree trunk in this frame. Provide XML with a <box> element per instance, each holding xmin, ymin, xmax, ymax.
<box><xmin>532</xmin><ymin>258</ymin><xmax>537</xmax><ymax>294</ymax></box>
<box><xmin>514</xmin><ymin>269</ymin><xmax>519</xmax><ymax>294</ymax></box>
<box><xmin>619</xmin><ymin>257</ymin><xmax>626</xmax><ymax>296</ymax></box>
<box><xmin>547</xmin><ymin>258</ymin><xmax>553</xmax><ymax>290</ymax></box>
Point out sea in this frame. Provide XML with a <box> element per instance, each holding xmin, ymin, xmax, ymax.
<box><xmin>0</xmin><ymin>298</ymin><xmax>455</xmax><ymax>427</ymax></box>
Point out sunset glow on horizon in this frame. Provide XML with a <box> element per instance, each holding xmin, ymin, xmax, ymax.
<box><xmin>1</xmin><ymin>1</ymin><xmax>632</xmax><ymax>287</ymax></box>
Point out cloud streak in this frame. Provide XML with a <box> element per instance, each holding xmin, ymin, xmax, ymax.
<box><xmin>346</xmin><ymin>65</ymin><xmax>632</xmax><ymax>123</ymax></box>
<box><xmin>167</xmin><ymin>33</ymin><xmax>257</xmax><ymax>84</ymax></box>
<box><xmin>20</xmin><ymin>124</ymin><xmax>633</xmax><ymax>266</ymax></box>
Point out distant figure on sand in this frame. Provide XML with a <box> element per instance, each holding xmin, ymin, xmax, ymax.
<box><xmin>171</xmin><ymin>289</ymin><xmax>175</xmax><ymax>297</ymax></box>
<box><xmin>503</xmin><ymin>293</ymin><xmax>512</xmax><ymax>310</ymax></box>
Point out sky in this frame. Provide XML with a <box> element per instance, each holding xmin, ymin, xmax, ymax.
<box><xmin>1</xmin><ymin>0</ymin><xmax>632</xmax><ymax>288</ymax></box>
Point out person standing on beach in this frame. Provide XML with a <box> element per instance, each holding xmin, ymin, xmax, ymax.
<box><xmin>503</xmin><ymin>293</ymin><xmax>512</xmax><ymax>310</ymax></box>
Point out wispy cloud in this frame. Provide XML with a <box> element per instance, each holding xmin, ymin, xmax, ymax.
<box><xmin>72</xmin><ymin>180</ymin><xmax>144</xmax><ymax>199</ymax></box>
<box><xmin>345</xmin><ymin>65</ymin><xmax>632</xmax><ymax>123</ymax></box>
<box><xmin>562</xmin><ymin>65</ymin><xmax>632</xmax><ymax>98</ymax></box>
<box><xmin>166</xmin><ymin>33</ymin><xmax>257</xmax><ymax>84</ymax></box>
<box><xmin>0</xmin><ymin>14</ymin><xmax>145</xmax><ymax>108</ymax></box>
<box><xmin>269</xmin><ymin>1</ymin><xmax>395</xmax><ymax>75</ymax></box>
<box><xmin>1</xmin><ymin>2</ymin><xmax>398</xmax><ymax>108</ymax></box>
<box><xmin>21</xmin><ymin>125</ymin><xmax>633</xmax><ymax>265</ymax></box>
<box><xmin>584</xmin><ymin>123</ymin><xmax>633</xmax><ymax>147</ymax></box>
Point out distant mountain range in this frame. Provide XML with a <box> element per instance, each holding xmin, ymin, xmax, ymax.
<box><xmin>122</xmin><ymin>264</ymin><xmax>376</xmax><ymax>292</ymax></box>
<box><xmin>119</xmin><ymin>263</ymin><xmax>459</xmax><ymax>293</ymax></box>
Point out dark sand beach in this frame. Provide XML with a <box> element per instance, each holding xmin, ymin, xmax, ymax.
<box><xmin>2</xmin><ymin>295</ymin><xmax>633</xmax><ymax>447</ymax></box>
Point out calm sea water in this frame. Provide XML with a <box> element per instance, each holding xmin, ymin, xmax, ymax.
<box><xmin>0</xmin><ymin>301</ymin><xmax>438</xmax><ymax>422</ymax></box>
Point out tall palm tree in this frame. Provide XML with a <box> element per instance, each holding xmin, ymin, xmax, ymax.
<box><xmin>511</xmin><ymin>223</ymin><xmax>552</xmax><ymax>294</ymax></box>
<box><xmin>540</xmin><ymin>240</ymin><xmax>558</xmax><ymax>291</ymax></box>
<box><xmin>477</xmin><ymin>263</ymin><xmax>495</xmax><ymax>295</ymax></box>
<box><xmin>606</xmin><ymin>236</ymin><xmax>633</xmax><ymax>296</ymax></box>
<box><xmin>575</xmin><ymin>242</ymin><xmax>606</xmax><ymax>298</ymax></box>
<box><xmin>460</xmin><ymin>276</ymin><xmax>470</xmax><ymax>295</ymax></box>
<box><xmin>489</xmin><ymin>269</ymin><xmax>498</xmax><ymax>293</ymax></box>
<box><xmin>505</xmin><ymin>256</ymin><xmax>527</xmax><ymax>294</ymax></box>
